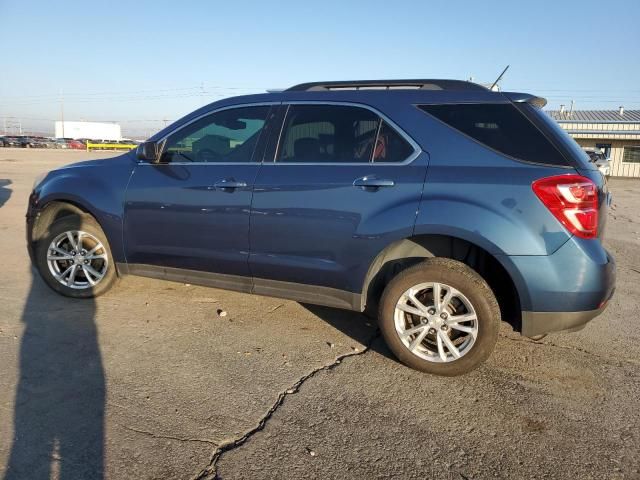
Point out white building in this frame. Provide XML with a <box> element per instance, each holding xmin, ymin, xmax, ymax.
<box><xmin>547</xmin><ymin>109</ymin><xmax>640</xmax><ymax>178</ymax></box>
<box><xmin>54</xmin><ymin>121</ymin><xmax>122</xmax><ymax>141</ymax></box>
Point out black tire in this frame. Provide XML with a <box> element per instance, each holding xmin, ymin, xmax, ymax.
<box><xmin>378</xmin><ymin>258</ymin><xmax>500</xmax><ymax>376</ymax></box>
<box><xmin>35</xmin><ymin>214</ymin><xmax>117</xmax><ymax>298</ymax></box>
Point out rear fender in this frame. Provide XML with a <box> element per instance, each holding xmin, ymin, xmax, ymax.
<box><xmin>415</xmin><ymin>171</ymin><xmax>573</xmax><ymax>257</ymax></box>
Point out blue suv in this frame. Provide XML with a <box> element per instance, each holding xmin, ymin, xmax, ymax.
<box><xmin>27</xmin><ymin>80</ymin><xmax>616</xmax><ymax>375</ymax></box>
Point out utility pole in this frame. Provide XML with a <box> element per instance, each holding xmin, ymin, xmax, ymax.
<box><xmin>60</xmin><ymin>88</ymin><xmax>65</xmax><ymax>138</ymax></box>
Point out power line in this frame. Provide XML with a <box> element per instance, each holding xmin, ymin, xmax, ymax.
<box><xmin>511</xmin><ymin>88</ymin><xmax>640</xmax><ymax>94</ymax></box>
<box><xmin>0</xmin><ymin>91</ymin><xmax>260</xmax><ymax>107</ymax></box>
<box><xmin>2</xmin><ymin>85</ymin><xmax>202</xmax><ymax>98</ymax></box>
<box><xmin>0</xmin><ymin>84</ymin><xmax>267</xmax><ymax>103</ymax></box>
<box><xmin>0</xmin><ymin>115</ymin><xmax>178</xmax><ymax>124</ymax></box>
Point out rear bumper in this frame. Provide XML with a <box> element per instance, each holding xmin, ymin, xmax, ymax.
<box><xmin>501</xmin><ymin>236</ymin><xmax>616</xmax><ymax>336</ymax></box>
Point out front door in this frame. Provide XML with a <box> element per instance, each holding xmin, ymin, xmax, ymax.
<box><xmin>124</xmin><ymin>105</ymin><xmax>272</xmax><ymax>280</ymax></box>
<box><xmin>249</xmin><ymin>103</ymin><xmax>427</xmax><ymax>299</ymax></box>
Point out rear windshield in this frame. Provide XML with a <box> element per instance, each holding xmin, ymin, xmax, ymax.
<box><xmin>419</xmin><ymin>103</ymin><xmax>569</xmax><ymax>166</ymax></box>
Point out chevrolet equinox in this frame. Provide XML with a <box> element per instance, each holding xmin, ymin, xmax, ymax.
<box><xmin>27</xmin><ymin>79</ymin><xmax>616</xmax><ymax>375</ymax></box>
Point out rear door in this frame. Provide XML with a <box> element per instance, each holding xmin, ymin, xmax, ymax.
<box><xmin>249</xmin><ymin>102</ymin><xmax>428</xmax><ymax>299</ymax></box>
<box><xmin>124</xmin><ymin>104</ymin><xmax>273</xmax><ymax>280</ymax></box>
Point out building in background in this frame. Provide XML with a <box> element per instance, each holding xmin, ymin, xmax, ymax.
<box><xmin>547</xmin><ymin>108</ymin><xmax>640</xmax><ymax>178</ymax></box>
<box><xmin>54</xmin><ymin>121</ymin><xmax>122</xmax><ymax>141</ymax></box>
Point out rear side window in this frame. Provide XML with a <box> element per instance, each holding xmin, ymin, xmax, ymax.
<box><xmin>419</xmin><ymin>103</ymin><xmax>568</xmax><ymax>166</ymax></box>
<box><xmin>276</xmin><ymin>104</ymin><xmax>415</xmax><ymax>163</ymax></box>
<box><xmin>374</xmin><ymin>121</ymin><xmax>415</xmax><ymax>163</ymax></box>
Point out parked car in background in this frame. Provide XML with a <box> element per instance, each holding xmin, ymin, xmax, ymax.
<box><xmin>26</xmin><ymin>79</ymin><xmax>615</xmax><ymax>376</ymax></box>
<box><xmin>0</xmin><ymin>136</ymin><xmax>7</xmax><ymax>147</ymax></box>
<box><xmin>42</xmin><ymin>138</ymin><xmax>58</xmax><ymax>149</ymax></box>
<box><xmin>2</xmin><ymin>136</ymin><xmax>22</xmax><ymax>147</ymax></box>
<box><xmin>33</xmin><ymin>137</ymin><xmax>50</xmax><ymax>148</ymax></box>
<box><xmin>583</xmin><ymin>147</ymin><xmax>611</xmax><ymax>178</ymax></box>
<box><xmin>66</xmin><ymin>139</ymin><xmax>85</xmax><ymax>150</ymax></box>
<box><xmin>18</xmin><ymin>137</ymin><xmax>39</xmax><ymax>148</ymax></box>
<box><xmin>54</xmin><ymin>138</ymin><xmax>69</xmax><ymax>149</ymax></box>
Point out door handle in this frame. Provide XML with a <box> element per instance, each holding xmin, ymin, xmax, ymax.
<box><xmin>353</xmin><ymin>177</ymin><xmax>395</xmax><ymax>189</ymax></box>
<box><xmin>213</xmin><ymin>179</ymin><xmax>248</xmax><ymax>190</ymax></box>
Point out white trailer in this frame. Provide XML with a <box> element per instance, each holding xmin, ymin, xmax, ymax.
<box><xmin>54</xmin><ymin>121</ymin><xmax>122</xmax><ymax>141</ymax></box>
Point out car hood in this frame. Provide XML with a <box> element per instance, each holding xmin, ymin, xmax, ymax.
<box><xmin>59</xmin><ymin>152</ymin><xmax>135</xmax><ymax>170</ymax></box>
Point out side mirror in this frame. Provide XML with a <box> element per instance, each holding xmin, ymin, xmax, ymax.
<box><xmin>136</xmin><ymin>141</ymin><xmax>161</xmax><ymax>163</ymax></box>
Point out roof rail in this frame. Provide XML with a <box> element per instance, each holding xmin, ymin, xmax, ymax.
<box><xmin>286</xmin><ymin>79</ymin><xmax>487</xmax><ymax>92</ymax></box>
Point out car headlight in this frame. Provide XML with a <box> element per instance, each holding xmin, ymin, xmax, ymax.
<box><xmin>32</xmin><ymin>171</ymin><xmax>48</xmax><ymax>190</ymax></box>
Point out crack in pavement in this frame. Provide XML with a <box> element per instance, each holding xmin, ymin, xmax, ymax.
<box><xmin>190</xmin><ymin>330</ymin><xmax>381</xmax><ymax>480</ymax></box>
<box><xmin>122</xmin><ymin>425</ymin><xmax>218</xmax><ymax>445</ymax></box>
<box><xmin>499</xmin><ymin>334</ymin><xmax>639</xmax><ymax>367</ymax></box>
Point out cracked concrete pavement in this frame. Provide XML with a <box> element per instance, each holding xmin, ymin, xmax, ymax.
<box><xmin>0</xmin><ymin>149</ymin><xmax>638</xmax><ymax>479</ymax></box>
<box><xmin>191</xmin><ymin>330</ymin><xmax>380</xmax><ymax>480</ymax></box>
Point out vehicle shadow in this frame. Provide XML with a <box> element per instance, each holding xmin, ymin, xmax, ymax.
<box><xmin>300</xmin><ymin>304</ymin><xmax>397</xmax><ymax>363</ymax></box>
<box><xmin>0</xmin><ymin>179</ymin><xmax>11</xmax><ymax>208</ymax></box>
<box><xmin>4</xmin><ymin>218</ymin><xmax>104</xmax><ymax>479</ymax></box>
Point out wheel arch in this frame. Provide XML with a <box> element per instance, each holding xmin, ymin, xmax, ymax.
<box><xmin>361</xmin><ymin>234</ymin><xmax>523</xmax><ymax>332</ymax></box>
<box><xmin>28</xmin><ymin>199</ymin><xmax>122</xmax><ymax>276</ymax></box>
<box><xmin>30</xmin><ymin>199</ymin><xmax>91</xmax><ymax>242</ymax></box>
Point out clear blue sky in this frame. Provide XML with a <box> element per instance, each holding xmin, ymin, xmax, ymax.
<box><xmin>1</xmin><ymin>0</ymin><xmax>639</xmax><ymax>137</ymax></box>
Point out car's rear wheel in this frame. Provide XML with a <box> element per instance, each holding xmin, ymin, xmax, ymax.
<box><xmin>35</xmin><ymin>214</ymin><xmax>117</xmax><ymax>298</ymax></box>
<box><xmin>379</xmin><ymin>258</ymin><xmax>500</xmax><ymax>376</ymax></box>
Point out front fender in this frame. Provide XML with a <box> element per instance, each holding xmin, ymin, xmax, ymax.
<box><xmin>32</xmin><ymin>159</ymin><xmax>134</xmax><ymax>263</ymax></box>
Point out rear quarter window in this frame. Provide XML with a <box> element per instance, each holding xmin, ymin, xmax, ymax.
<box><xmin>419</xmin><ymin>103</ymin><xmax>569</xmax><ymax>166</ymax></box>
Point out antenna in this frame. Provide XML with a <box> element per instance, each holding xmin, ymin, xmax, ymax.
<box><xmin>489</xmin><ymin>65</ymin><xmax>510</xmax><ymax>91</ymax></box>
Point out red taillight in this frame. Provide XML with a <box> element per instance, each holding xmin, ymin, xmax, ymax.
<box><xmin>532</xmin><ymin>174</ymin><xmax>598</xmax><ymax>239</ymax></box>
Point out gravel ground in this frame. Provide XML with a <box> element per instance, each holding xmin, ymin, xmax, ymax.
<box><xmin>0</xmin><ymin>149</ymin><xmax>638</xmax><ymax>480</ymax></box>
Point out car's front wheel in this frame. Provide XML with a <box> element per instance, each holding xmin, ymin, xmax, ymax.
<box><xmin>35</xmin><ymin>214</ymin><xmax>117</xmax><ymax>298</ymax></box>
<box><xmin>378</xmin><ymin>258</ymin><xmax>500</xmax><ymax>376</ymax></box>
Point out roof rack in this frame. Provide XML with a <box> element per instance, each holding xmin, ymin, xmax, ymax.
<box><xmin>286</xmin><ymin>79</ymin><xmax>487</xmax><ymax>92</ymax></box>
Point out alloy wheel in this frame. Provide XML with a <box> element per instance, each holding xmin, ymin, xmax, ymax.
<box><xmin>394</xmin><ymin>282</ymin><xmax>479</xmax><ymax>363</ymax></box>
<box><xmin>46</xmin><ymin>230</ymin><xmax>108</xmax><ymax>289</ymax></box>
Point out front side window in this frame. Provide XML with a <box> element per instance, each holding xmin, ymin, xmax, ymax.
<box><xmin>420</xmin><ymin>103</ymin><xmax>568</xmax><ymax>166</ymax></box>
<box><xmin>276</xmin><ymin>104</ymin><xmax>415</xmax><ymax>164</ymax></box>
<box><xmin>161</xmin><ymin>105</ymin><xmax>270</xmax><ymax>163</ymax></box>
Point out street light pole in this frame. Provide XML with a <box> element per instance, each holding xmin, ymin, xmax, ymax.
<box><xmin>60</xmin><ymin>88</ymin><xmax>65</xmax><ymax>138</ymax></box>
